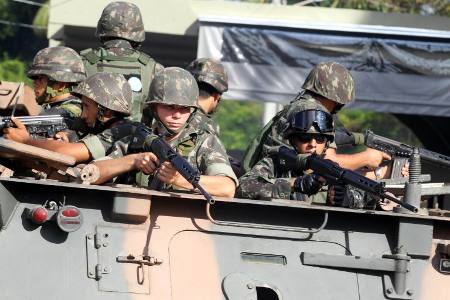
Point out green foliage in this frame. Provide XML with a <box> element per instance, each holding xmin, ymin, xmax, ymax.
<box><xmin>214</xmin><ymin>100</ymin><xmax>264</xmax><ymax>150</ymax></box>
<box><xmin>0</xmin><ymin>54</ymin><xmax>30</xmax><ymax>83</ymax></box>
<box><xmin>33</xmin><ymin>2</ymin><xmax>49</xmax><ymax>36</ymax></box>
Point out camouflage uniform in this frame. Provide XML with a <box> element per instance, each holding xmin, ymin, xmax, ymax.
<box><xmin>241</xmin><ymin>61</ymin><xmax>355</xmax><ymax>173</ymax></box>
<box><xmin>71</xmin><ymin>72</ymin><xmax>135</xmax><ymax>159</ymax></box>
<box><xmin>28</xmin><ymin>46</ymin><xmax>86</xmax><ymax>119</ymax></box>
<box><xmin>238</xmin><ymin>107</ymin><xmax>334</xmax><ymax>203</ymax></box>
<box><xmin>128</xmin><ymin>67</ymin><xmax>237</xmax><ymax>189</ymax></box>
<box><xmin>187</xmin><ymin>58</ymin><xmax>229</xmax><ymax>137</ymax></box>
<box><xmin>80</xmin><ymin>1</ymin><xmax>163</xmax><ymax>122</ymax></box>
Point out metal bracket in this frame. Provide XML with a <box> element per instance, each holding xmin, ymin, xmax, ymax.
<box><xmin>301</xmin><ymin>252</ymin><xmax>412</xmax><ymax>300</ymax></box>
<box><xmin>86</xmin><ymin>232</ymin><xmax>111</xmax><ymax>280</ymax></box>
<box><xmin>117</xmin><ymin>254</ymin><xmax>163</xmax><ymax>266</ymax></box>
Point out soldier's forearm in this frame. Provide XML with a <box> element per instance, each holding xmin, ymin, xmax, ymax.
<box><xmin>92</xmin><ymin>154</ymin><xmax>138</xmax><ymax>184</ymax></box>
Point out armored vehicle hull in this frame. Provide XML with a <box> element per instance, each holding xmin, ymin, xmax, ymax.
<box><xmin>0</xmin><ymin>177</ymin><xmax>448</xmax><ymax>299</ymax></box>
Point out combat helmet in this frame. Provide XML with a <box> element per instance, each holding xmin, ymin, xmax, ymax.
<box><xmin>186</xmin><ymin>58</ymin><xmax>228</xmax><ymax>93</ymax></box>
<box><xmin>302</xmin><ymin>62</ymin><xmax>355</xmax><ymax>106</ymax></box>
<box><xmin>27</xmin><ymin>46</ymin><xmax>86</xmax><ymax>83</ymax></box>
<box><xmin>147</xmin><ymin>67</ymin><xmax>199</xmax><ymax>136</ymax></box>
<box><xmin>283</xmin><ymin>107</ymin><xmax>334</xmax><ymax>143</ymax></box>
<box><xmin>147</xmin><ymin>67</ymin><xmax>199</xmax><ymax>109</ymax></box>
<box><xmin>73</xmin><ymin>72</ymin><xmax>132</xmax><ymax>116</ymax></box>
<box><xmin>96</xmin><ymin>1</ymin><xmax>145</xmax><ymax>43</ymax></box>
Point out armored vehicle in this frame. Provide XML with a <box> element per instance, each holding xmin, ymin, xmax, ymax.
<box><xmin>0</xmin><ymin>137</ymin><xmax>448</xmax><ymax>300</ymax></box>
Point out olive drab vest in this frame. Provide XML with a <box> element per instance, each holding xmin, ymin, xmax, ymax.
<box><xmin>81</xmin><ymin>48</ymin><xmax>157</xmax><ymax>122</ymax></box>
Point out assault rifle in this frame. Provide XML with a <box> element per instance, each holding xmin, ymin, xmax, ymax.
<box><xmin>130</xmin><ymin>125</ymin><xmax>215</xmax><ymax>204</ymax></box>
<box><xmin>272</xmin><ymin>145</ymin><xmax>418</xmax><ymax>212</ymax></box>
<box><xmin>335</xmin><ymin>128</ymin><xmax>450</xmax><ymax>177</ymax></box>
<box><xmin>0</xmin><ymin>115</ymin><xmax>67</xmax><ymax>138</ymax></box>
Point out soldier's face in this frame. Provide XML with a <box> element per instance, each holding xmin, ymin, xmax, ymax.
<box><xmin>292</xmin><ymin>134</ymin><xmax>327</xmax><ymax>155</ymax></box>
<box><xmin>81</xmin><ymin>96</ymin><xmax>99</xmax><ymax>128</ymax></box>
<box><xmin>155</xmin><ymin>104</ymin><xmax>191</xmax><ymax>132</ymax></box>
<box><xmin>33</xmin><ymin>74</ymin><xmax>48</xmax><ymax>98</ymax></box>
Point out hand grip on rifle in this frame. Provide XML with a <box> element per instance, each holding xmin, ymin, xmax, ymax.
<box><xmin>135</xmin><ymin>125</ymin><xmax>215</xmax><ymax>204</ymax></box>
<box><xmin>271</xmin><ymin>146</ymin><xmax>418</xmax><ymax>212</ymax></box>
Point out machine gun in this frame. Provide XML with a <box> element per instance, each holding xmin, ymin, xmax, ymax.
<box><xmin>130</xmin><ymin>125</ymin><xmax>215</xmax><ymax>204</ymax></box>
<box><xmin>272</xmin><ymin>145</ymin><xmax>418</xmax><ymax>212</ymax></box>
<box><xmin>0</xmin><ymin>115</ymin><xmax>68</xmax><ymax>138</ymax></box>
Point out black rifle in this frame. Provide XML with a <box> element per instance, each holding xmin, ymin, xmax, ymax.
<box><xmin>130</xmin><ymin>125</ymin><xmax>215</xmax><ymax>204</ymax></box>
<box><xmin>273</xmin><ymin>145</ymin><xmax>418</xmax><ymax>212</ymax></box>
<box><xmin>0</xmin><ymin>115</ymin><xmax>68</xmax><ymax>138</ymax></box>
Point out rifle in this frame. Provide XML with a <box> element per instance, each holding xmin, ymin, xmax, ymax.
<box><xmin>0</xmin><ymin>115</ymin><xmax>68</xmax><ymax>138</ymax></box>
<box><xmin>272</xmin><ymin>145</ymin><xmax>418</xmax><ymax>212</ymax></box>
<box><xmin>335</xmin><ymin>128</ymin><xmax>450</xmax><ymax>178</ymax></box>
<box><xmin>130</xmin><ymin>125</ymin><xmax>215</xmax><ymax>204</ymax></box>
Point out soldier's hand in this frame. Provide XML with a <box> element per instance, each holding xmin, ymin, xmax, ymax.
<box><xmin>3</xmin><ymin>118</ymin><xmax>31</xmax><ymax>144</ymax></box>
<box><xmin>293</xmin><ymin>174</ymin><xmax>324</xmax><ymax>196</ymax></box>
<box><xmin>363</xmin><ymin>148</ymin><xmax>391</xmax><ymax>170</ymax></box>
<box><xmin>401</xmin><ymin>162</ymin><xmax>409</xmax><ymax>177</ymax></box>
<box><xmin>134</xmin><ymin>152</ymin><xmax>159</xmax><ymax>174</ymax></box>
<box><xmin>54</xmin><ymin>131</ymin><xmax>69</xmax><ymax>142</ymax></box>
<box><xmin>157</xmin><ymin>161</ymin><xmax>190</xmax><ymax>189</ymax></box>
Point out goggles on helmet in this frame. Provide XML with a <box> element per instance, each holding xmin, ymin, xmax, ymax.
<box><xmin>289</xmin><ymin>109</ymin><xmax>333</xmax><ymax>133</ymax></box>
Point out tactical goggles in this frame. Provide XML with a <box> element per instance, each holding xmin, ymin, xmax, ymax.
<box><xmin>293</xmin><ymin>133</ymin><xmax>330</xmax><ymax>144</ymax></box>
<box><xmin>290</xmin><ymin>109</ymin><xmax>334</xmax><ymax>133</ymax></box>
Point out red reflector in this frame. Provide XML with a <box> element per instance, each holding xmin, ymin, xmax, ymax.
<box><xmin>62</xmin><ymin>208</ymin><xmax>79</xmax><ymax>217</ymax></box>
<box><xmin>32</xmin><ymin>207</ymin><xmax>48</xmax><ymax>224</ymax></box>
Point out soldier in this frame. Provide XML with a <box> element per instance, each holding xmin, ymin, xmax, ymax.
<box><xmin>242</xmin><ymin>61</ymin><xmax>390</xmax><ymax>173</ymax></box>
<box><xmin>237</xmin><ymin>107</ymin><xmax>333</xmax><ymax>202</ymax></box>
<box><xmin>3</xmin><ymin>73</ymin><xmax>135</xmax><ymax>164</ymax></box>
<box><xmin>80</xmin><ymin>1</ymin><xmax>163</xmax><ymax>122</ymax></box>
<box><xmin>237</xmin><ymin>107</ymin><xmax>398</xmax><ymax>206</ymax></box>
<box><xmin>87</xmin><ymin>67</ymin><xmax>237</xmax><ymax>198</ymax></box>
<box><xmin>28</xmin><ymin>46</ymin><xmax>85</xmax><ymax>119</ymax></box>
<box><xmin>186</xmin><ymin>58</ymin><xmax>228</xmax><ymax>136</ymax></box>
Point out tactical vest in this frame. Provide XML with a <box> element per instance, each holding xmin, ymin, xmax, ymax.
<box><xmin>81</xmin><ymin>47</ymin><xmax>157</xmax><ymax>122</ymax></box>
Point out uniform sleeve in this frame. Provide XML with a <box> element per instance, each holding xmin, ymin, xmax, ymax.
<box><xmin>81</xmin><ymin>127</ymin><xmax>133</xmax><ymax>160</ymax></box>
<box><xmin>237</xmin><ymin>157</ymin><xmax>292</xmax><ymax>200</ymax></box>
<box><xmin>196</xmin><ymin>134</ymin><xmax>238</xmax><ymax>186</ymax></box>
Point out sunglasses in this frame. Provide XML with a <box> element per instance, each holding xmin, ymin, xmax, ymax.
<box><xmin>293</xmin><ymin>134</ymin><xmax>330</xmax><ymax>144</ymax></box>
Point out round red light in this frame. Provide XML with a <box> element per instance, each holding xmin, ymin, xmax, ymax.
<box><xmin>62</xmin><ymin>208</ymin><xmax>79</xmax><ymax>217</ymax></box>
<box><xmin>32</xmin><ymin>207</ymin><xmax>48</xmax><ymax>224</ymax></box>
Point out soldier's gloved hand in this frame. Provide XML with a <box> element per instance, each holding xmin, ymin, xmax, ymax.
<box><xmin>327</xmin><ymin>184</ymin><xmax>346</xmax><ymax>206</ymax></box>
<box><xmin>293</xmin><ymin>174</ymin><xmax>324</xmax><ymax>196</ymax></box>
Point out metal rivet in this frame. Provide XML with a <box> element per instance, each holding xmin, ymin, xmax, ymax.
<box><xmin>103</xmin><ymin>267</ymin><xmax>108</xmax><ymax>272</ymax></box>
<box><xmin>407</xmin><ymin>290</ymin><xmax>413</xmax><ymax>296</ymax></box>
<box><xmin>386</xmin><ymin>288</ymin><xmax>393</xmax><ymax>294</ymax></box>
<box><xmin>247</xmin><ymin>283</ymin><xmax>254</xmax><ymax>289</ymax></box>
<box><xmin>88</xmin><ymin>271</ymin><xmax>94</xmax><ymax>276</ymax></box>
<box><xmin>87</xmin><ymin>235</ymin><xmax>92</xmax><ymax>240</ymax></box>
<box><xmin>103</xmin><ymin>242</ymin><xmax>108</xmax><ymax>247</ymax></box>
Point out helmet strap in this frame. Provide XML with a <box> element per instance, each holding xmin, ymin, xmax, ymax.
<box><xmin>46</xmin><ymin>81</ymin><xmax>72</xmax><ymax>99</ymax></box>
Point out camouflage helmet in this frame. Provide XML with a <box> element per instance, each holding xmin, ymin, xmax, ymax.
<box><xmin>147</xmin><ymin>67</ymin><xmax>199</xmax><ymax>109</ymax></box>
<box><xmin>283</xmin><ymin>107</ymin><xmax>334</xmax><ymax>142</ymax></box>
<box><xmin>96</xmin><ymin>1</ymin><xmax>145</xmax><ymax>43</ymax></box>
<box><xmin>27</xmin><ymin>46</ymin><xmax>86</xmax><ymax>83</ymax></box>
<box><xmin>301</xmin><ymin>62</ymin><xmax>355</xmax><ymax>105</ymax></box>
<box><xmin>186</xmin><ymin>58</ymin><xmax>228</xmax><ymax>93</ymax></box>
<box><xmin>73</xmin><ymin>72</ymin><xmax>132</xmax><ymax>116</ymax></box>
